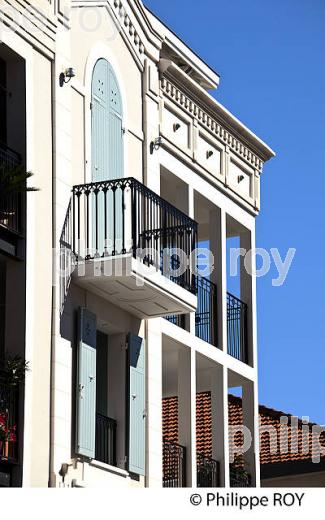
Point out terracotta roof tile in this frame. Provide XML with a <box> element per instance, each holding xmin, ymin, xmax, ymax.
<box><xmin>162</xmin><ymin>393</ymin><xmax>325</xmax><ymax>466</ymax></box>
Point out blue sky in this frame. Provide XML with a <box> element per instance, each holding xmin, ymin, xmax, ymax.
<box><xmin>146</xmin><ymin>0</ymin><xmax>325</xmax><ymax>424</ymax></box>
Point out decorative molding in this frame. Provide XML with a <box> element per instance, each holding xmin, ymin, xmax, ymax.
<box><xmin>161</xmin><ymin>77</ymin><xmax>264</xmax><ymax>172</ymax></box>
<box><xmin>113</xmin><ymin>0</ymin><xmax>145</xmax><ymax>57</ymax></box>
<box><xmin>0</xmin><ymin>0</ymin><xmax>57</xmax><ymax>57</ymax></box>
<box><xmin>71</xmin><ymin>0</ymin><xmax>145</xmax><ymax>70</ymax></box>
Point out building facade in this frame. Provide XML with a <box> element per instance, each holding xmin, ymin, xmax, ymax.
<box><xmin>0</xmin><ymin>0</ymin><xmax>274</xmax><ymax>487</ymax></box>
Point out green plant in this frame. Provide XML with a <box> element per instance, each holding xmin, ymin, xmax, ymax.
<box><xmin>3</xmin><ymin>355</ymin><xmax>30</xmax><ymax>386</ymax></box>
<box><xmin>230</xmin><ymin>454</ymin><xmax>250</xmax><ymax>481</ymax></box>
<box><xmin>0</xmin><ymin>163</ymin><xmax>38</xmax><ymax>197</ymax></box>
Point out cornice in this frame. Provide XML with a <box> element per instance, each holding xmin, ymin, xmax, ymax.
<box><xmin>72</xmin><ymin>0</ymin><xmax>161</xmax><ymax>66</ymax></box>
<box><xmin>161</xmin><ymin>74</ymin><xmax>275</xmax><ymax>171</ymax></box>
<box><xmin>112</xmin><ymin>0</ymin><xmax>146</xmax><ymax>57</ymax></box>
<box><xmin>0</xmin><ymin>0</ymin><xmax>57</xmax><ymax>58</ymax></box>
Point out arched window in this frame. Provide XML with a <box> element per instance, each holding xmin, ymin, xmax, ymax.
<box><xmin>91</xmin><ymin>58</ymin><xmax>123</xmax><ymax>182</ymax></box>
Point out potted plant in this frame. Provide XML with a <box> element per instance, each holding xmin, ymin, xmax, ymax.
<box><xmin>0</xmin><ymin>412</ymin><xmax>17</xmax><ymax>459</ymax></box>
<box><xmin>0</xmin><ymin>355</ymin><xmax>28</xmax><ymax>460</ymax></box>
<box><xmin>0</xmin><ymin>412</ymin><xmax>7</xmax><ymax>455</ymax></box>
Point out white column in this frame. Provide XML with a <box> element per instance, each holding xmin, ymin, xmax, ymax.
<box><xmin>249</xmin><ymin>225</ymin><xmax>258</xmax><ymax>372</ymax></box>
<box><xmin>49</xmin><ymin>19</ymin><xmax>75</xmax><ymax>486</ymax></box>
<box><xmin>178</xmin><ymin>347</ymin><xmax>196</xmax><ymax>487</ymax></box>
<box><xmin>22</xmin><ymin>48</ymin><xmax>53</xmax><ymax>487</ymax></box>
<box><xmin>213</xmin><ymin>208</ymin><xmax>227</xmax><ymax>352</ymax></box>
<box><xmin>242</xmin><ymin>380</ymin><xmax>260</xmax><ymax>486</ymax></box>
<box><xmin>211</xmin><ymin>366</ymin><xmax>229</xmax><ymax>486</ymax></box>
<box><xmin>239</xmin><ymin>224</ymin><xmax>260</xmax><ymax>485</ymax></box>
<box><xmin>146</xmin><ymin>319</ymin><xmax>163</xmax><ymax>487</ymax></box>
<box><xmin>188</xmin><ymin>186</ymin><xmax>195</xmax><ymax>335</ymax></box>
<box><xmin>240</xmin><ymin>229</ymin><xmax>253</xmax><ymax>365</ymax></box>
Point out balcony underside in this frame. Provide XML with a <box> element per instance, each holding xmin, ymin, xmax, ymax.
<box><xmin>72</xmin><ymin>255</ymin><xmax>197</xmax><ymax>319</ymax></box>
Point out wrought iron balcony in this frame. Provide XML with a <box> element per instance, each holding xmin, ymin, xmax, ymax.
<box><xmin>165</xmin><ymin>287</ymin><xmax>249</xmax><ymax>364</ymax></box>
<box><xmin>61</xmin><ymin>178</ymin><xmax>198</xmax><ymax>318</ymax></box>
<box><xmin>0</xmin><ymin>143</ymin><xmax>21</xmax><ymax>171</ymax></box>
<box><xmin>0</xmin><ymin>369</ymin><xmax>18</xmax><ymax>463</ymax></box>
<box><xmin>0</xmin><ymin>143</ymin><xmax>22</xmax><ymax>237</ymax></box>
<box><xmin>165</xmin><ymin>275</ymin><xmax>218</xmax><ymax>346</ymax></box>
<box><xmin>95</xmin><ymin>413</ymin><xmax>117</xmax><ymax>467</ymax></box>
<box><xmin>197</xmin><ymin>453</ymin><xmax>220</xmax><ymax>487</ymax></box>
<box><xmin>227</xmin><ymin>292</ymin><xmax>248</xmax><ymax>363</ymax></box>
<box><xmin>163</xmin><ymin>439</ymin><xmax>186</xmax><ymax>487</ymax></box>
<box><xmin>165</xmin><ymin>313</ymin><xmax>186</xmax><ymax>329</ymax></box>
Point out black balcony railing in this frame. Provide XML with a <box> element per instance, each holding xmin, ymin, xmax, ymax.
<box><xmin>195</xmin><ymin>277</ymin><xmax>217</xmax><ymax>346</ymax></box>
<box><xmin>165</xmin><ymin>275</ymin><xmax>218</xmax><ymax>346</ymax></box>
<box><xmin>95</xmin><ymin>413</ymin><xmax>117</xmax><ymax>467</ymax></box>
<box><xmin>62</xmin><ymin>178</ymin><xmax>197</xmax><ymax>294</ymax></box>
<box><xmin>0</xmin><ymin>143</ymin><xmax>21</xmax><ymax>170</ymax></box>
<box><xmin>0</xmin><ymin>143</ymin><xmax>22</xmax><ymax>235</ymax></box>
<box><xmin>163</xmin><ymin>440</ymin><xmax>186</xmax><ymax>487</ymax></box>
<box><xmin>197</xmin><ymin>453</ymin><xmax>220</xmax><ymax>487</ymax></box>
<box><xmin>227</xmin><ymin>292</ymin><xmax>248</xmax><ymax>363</ymax></box>
<box><xmin>0</xmin><ymin>370</ymin><xmax>19</xmax><ymax>462</ymax></box>
<box><xmin>165</xmin><ymin>314</ymin><xmax>186</xmax><ymax>329</ymax></box>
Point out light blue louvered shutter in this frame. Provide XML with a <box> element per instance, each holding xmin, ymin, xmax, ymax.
<box><xmin>108</xmin><ymin>65</ymin><xmax>123</xmax><ymax>253</ymax></box>
<box><xmin>108</xmin><ymin>66</ymin><xmax>123</xmax><ymax>179</ymax></box>
<box><xmin>76</xmin><ymin>308</ymin><xmax>97</xmax><ymax>459</ymax></box>
<box><xmin>91</xmin><ymin>59</ymin><xmax>109</xmax><ymax>255</ymax></box>
<box><xmin>92</xmin><ymin>59</ymin><xmax>109</xmax><ymax>183</ymax></box>
<box><xmin>91</xmin><ymin>60</ymin><xmax>124</xmax><ymax>255</ymax></box>
<box><xmin>128</xmin><ymin>333</ymin><xmax>146</xmax><ymax>476</ymax></box>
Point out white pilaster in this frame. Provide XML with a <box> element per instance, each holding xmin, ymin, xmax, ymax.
<box><xmin>240</xmin><ymin>229</ymin><xmax>253</xmax><ymax>365</ymax></box>
<box><xmin>214</xmin><ymin>208</ymin><xmax>227</xmax><ymax>352</ymax></box>
<box><xmin>242</xmin><ymin>379</ymin><xmax>259</xmax><ymax>486</ymax></box>
<box><xmin>145</xmin><ymin>319</ymin><xmax>163</xmax><ymax>487</ymax></box>
<box><xmin>210</xmin><ymin>365</ymin><xmax>230</xmax><ymax>486</ymax></box>
<box><xmin>178</xmin><ymin>347</ymin><xmax>196</xmax><ymax>487</ymax></box>
<box><xmin>188</xmin><ymin>185</ymin><xmax>195</xmax><ymax>335</ymax></box>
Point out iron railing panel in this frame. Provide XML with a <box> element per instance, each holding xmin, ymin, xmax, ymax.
<box><xmin>165</xmin><ymin>275</ymin><xmax>218</xmax><ymax>347</ymax></box>
<box><xmin>195</xmin><ymin>276</ymin><xmax>217</xmax><ymax>346</ymax></box>
<box><xmin>197</xmin><ymin>453</ymin><xmax>220</xmax><ymax>487</ymax></box>
<box><xmin>163</xmin><ymin>440</ymin><xmax>186</xmax><ymax>487</ymax></box>
<box><xmin>61</xmin><ymin>177</ymin><xmax>198</xmax><ymax>296</ymax></box>
<box><xmin>0</xmin><ymin>143</ymin><xmax>22</xmax><ymax>235</ymax></box>
<box><xmin>227</xmin><ymin>292</ymin><xmax>248</xmax><ymax>363</ymax></box>
<box><xmin>95</xmin><ymin>413</ymin><xmax>117</xmax><ymax>467</ymax></box>
<box><xmin>165</xmin><ymin>314</ymin><xmax>186</xmax><ymax>329</ymax></box>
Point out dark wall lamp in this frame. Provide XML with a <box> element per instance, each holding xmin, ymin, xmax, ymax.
<box><xmin>150</xmin><ymin>136</ymin><xmax>163</xmax><ymax>154</ymax></box>
<box><xmin>59</xmin><ymin>67</ymin><xmax>76</xmax><ymax>87</ymax></box>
